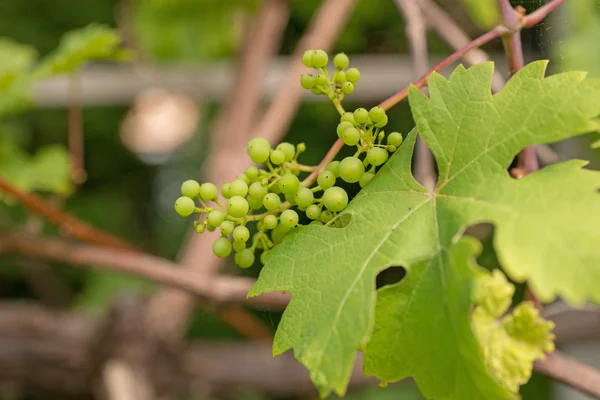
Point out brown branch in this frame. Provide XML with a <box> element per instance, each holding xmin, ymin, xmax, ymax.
<box><xmin>534</xmin><ymin>351</ymin><xmax>600</xmax><ymax>399</ymax></box>
<box><xmin>0</xmin><ymin>177</ymin><xmax>134</xmax><ymax>251</ymax></box>
<box><xmin>68</xmin><ymin>73</ymin><xmax>86</xmax><ymax>185</ymax></box>
<box><xmin>0</xmin><ymin>236</ymin><xmax>290</xmax><ymax>310</ymax></box>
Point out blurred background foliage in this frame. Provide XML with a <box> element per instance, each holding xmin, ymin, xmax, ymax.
<box><xmin>0</xmin><ymin>0</ymin><xmax>598</xmax><ymax>399</ymax></box>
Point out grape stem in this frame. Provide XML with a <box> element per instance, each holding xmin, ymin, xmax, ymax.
<box><xmin>243</xmin><ymin>203</ymin><xmax>291</xmax><ymax>222</ymax></box>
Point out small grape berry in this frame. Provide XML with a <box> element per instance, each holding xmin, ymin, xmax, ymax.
<box><xmin>280</xmin><ymin>209</ymin><xmax>299</xmax><ymax>228</ymax></box>
<box><xmin>270</xmin><ymin>149</ymin><xmax>285</xmax><ymax>165</ymax></box>
<box><xmin>229</xmin><ymin>180</ymin><xmax>249</xmax><ymax>197</ymax></box>
<box><xmin>359</xmin><ymin>172</ymin><xmax>375</xmax><ymax>188</ymax></box>
<box><xmin>233</xmin><ymin>225</ymin><xmax>250</xmax><ymax>242</ymax></box>
<box><xmin>312</xmin><ymin>50</ymin><xmax>328</xmax><ymax>68</ymax></box>
<box><xmin>263</xmin><ymin>193</ymin><xmax>281</xmax><ymax>211</ymax></box>
<box><xmin>342</xmin><ymin>82</ymin><xmax>354</xmax><ymax>94</ymax></box>
<box><xmin>263</xmin><ymin>214</ymin><xmax>278</xmax><ymax>230</ymax></box>
<box><xmin>333</xmin><ymin>53</ymin><xmax>349</xmax><ymax>69</ymax></box>
<box><xmin>175</xmin><ymin>196</ymin><xmax>196</xmax><ymax>217</ymax></box>
<box><xmin>276</xmin><ymin>142</ymin><xmax>296</xmax><ymax>161</ymax></box>
<box><xmin>207</xmin><ymin>210</ymin><xmax>226</xmax><ymax>227</ymax></box>
<box><xmin>322</xmin><ymin>186</ymin><xmax>349</xmax><ymax>212</ymax></box>
<box><xmin>213</xmin><ymin>237</ymin><xmax>232</xmax><ymax>258</ymax></box>
<box><xmin>369</xmin><ymin>106</ymin><xmax>386</xmax><ymax>123</ymax></box>
<box><xmin>346</xmin><ymin>67</ymin><xmax>360</xmax><ymax>83</ymax></box>
<box><xmin>247</xmin><ymin>138</ymin><xmax>271</xmax><ymax>164</ymax></box>
<box><xmin>317</xmin><ymin>170</ymin><xmax>336</xmax><ymax>190</ymax></box>
<box><xmin>367</xmin><ymin>147</ymin><xmax>389</xmax><ymax>166</ymax></box>
<box><xmin>235</xmin><ymin>249</ymin><xmax>255</xmax><ymax>268</ymax></box>
<box><xmin>305</xmin><ymin>204</ymin><xmax>321</xmax><ymax>220</ymax></box>
<box><xmin>353</xmin><ymin>108</ymin><xmax>369</xmax><ymax>124</ymax></box>
<box><xmin>181</xmin><ymin>180</ymin><xmax>201</xmax><ymax>198</ymax></box>
<box><xmin>387</xmin><ymin>132</ymin><xmax>403</xmax><ymax>147</ymax></box>
<box><xmin>301</xmin><ymin>74</ymin><xmax>317</xmax><ymax>89</ymax></box>
<box><xmin>339</xmin><ymin>156</ymin><xmax>365</xmax><ymax>183</ymax></box>
<box><xmin>227</xmin><ymin>196</ymin><xmax>249</xmax><ymax>218</ymax></box>
<box><xmin>302</xmin><ymin>50</ymin><xmax>314</xmax><ymax>67</ymax></box>
<box><xmin>199</xmin><ymin>182</ymin><xmax>217</xmax><ymax>200</ymax></box>
<box><xmin>278</xmin><ymin>174</ymin><xmax>300</xmax><ymax>195</ymax></box>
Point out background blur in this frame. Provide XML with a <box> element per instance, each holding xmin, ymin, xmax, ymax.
<box><xmin>0</xmin><ymin>0</ymin><xmax>599</xmax><ymax>399</ymax></box>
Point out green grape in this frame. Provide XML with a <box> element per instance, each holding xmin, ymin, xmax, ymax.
<box><xmin>263</xmin><ymin>193</ymin><xmax>281</xmax><ymax>211</ymax></box>
<box><xmin>248</xmin><ymin>182</ymin><xmax>268</xmax><ymax>201</ymax></box>
<box><xmin>359</xmin><ymin>171</ymin><xmax>375</xmax><ymax>188</ymax></box>
<box><xmin>276</xmin><ymin>142</ymin><xmax>296</xmax><ymax>161</ymax></box>
<box><xmin>333</xmin><ymin>52</ymin><xmax>349</xmax><ymax>69</ymax></box>
<box><xmin>233</xmin><ymin>240</ymin><xmax>246</xmax><ymax>252</ymax></box>
<box><xmin>310</xmin><ymin>220</ymin><xmax>324</xmax><ymax>226</ymax></box>
<box><xmin>300</xmin><ymin>74</ymin><xmax>317</xmax><ymax>89</ymax></box>
<box><xmin>326</xmin><ymin>161</ymin><xmax>340</xmax><ymax>177</ymax></box>
<box><xmin>369</xmin><ymin>106</ymin><xmax>386</xmax><ymax>123</ymax></box>
<box><xmin>253</xmin><ymin>233</ymin><xmax>264</xmax><ymax>249</ymax></box>
<box><xmin>207</xmin><ymin>224</ymin><xmax>216</xmax><ymax>232</ymax></box>
<box><xmin>342</xmin><ymin>127</ymin><xmax>360</xmax><ymax>146</ymax></box>
<box><xmin>237</xmin><ymin>174</ymin><xmax>251</xmax><ymax>185</ymax></box>
<box><xmin>260</xmin><ymin>250</ymin><xmax>269</xmax><ymax>264</ymax></box>
<box><xmin>233</xmin><ymin>225</ymin><xmax>250</xmax><ymax>242</ymax></box>
<box><xmin>181</xmin><ymin>180</ymin><xmax>201</xmax><ymax>198</ymax></box>
<box><xmin>235</xmin><ymin>249</ymin><xmax>255</xmax><ymax>268</ymax></box>
<box><xmin>247</xmin><ymin>138</ymin><xmax>271</xmax><ymax>164</ymax></box>
<box><xmin>377</xmin><ymin>132</ymin><xmax>385</xmax><ymax>142</ymax></box>
<box><xmin>311</xmin><ymin>87</ymin><xmax>323</xmax><ymax>95</ymax></box>
<box><xmin>339</xmin><ymin>156</ymin><xmax>365</xmax><ymax>183</ymax></box>
<box><xmin>342</xmin><ymin>82</ymin><xmax>354</xmax><ymax>95</ymax></box>
<box><xmin>199</xmin><ymin>182</ymin><xmax>217</xmax><ymax>200</ymax></box>
<box><xmin>322</xmin><ymin>186</ymin><xmax>349</xmax><ymax>212</ymax></box>
<box><xmin>346</xmin><ymin>67</ymin><xmax>360</xmax><ymax>83</ymax></box>
<box><xmin>245</xmin><ymin>166</ymin><xmax>259</xmax><ymax>180</ymax></box>
<box><xmin>270</xmin><ymin>224</ymin><xmax>288</xmax><ymax>244</ymax></box>
<box><xmin>353</xmin><ymin>108</ymin><xmax>369</xmax><ymax>124</ymax></box>
<box><xmin>315</xmin><ymin>74</ymin><xmax>328</xmax><ymax>86</ymax></box>
<box><xmin>278</xmin><ymin>174</ymin><xmax>300</xmax><ymax>195</ymax></box>
<box><xmin>221</xmin><ymin>183</ymin><xmax>232</xmax><ymax>199</ymax></box>
<box><xmin>367</xmin><ymin>147</ymin><xmax>389</xmax><ymax>166</ymax></box>
<box><xmin>248</xmin><ymin>197</ymin><xmax>264</xmax><ymax>210</ymax></box>
<box><xmin>220</xmin><ymin>220</ymin><xmax>235</xmax><ymax>235</ymax></box>
<box><xmin>320</xmin><ymin>209</ymin><xmax>333</xmax><ymax>223</ymax></box>
<box><xmin>297</xmin><ymin>143</ymin><xmax>306</xmax><ymax>154</ymax></box>
<box><xmin>229</xmin><ymin>180</ymin><xmax>249</xmax><ymax>197</ymax></box>
<box><xmin>207</xmin><ymin>210</ymin><xmax>226</xmax><ymax>227</ymax></box>
<box><xmin>336</xmin><ymin>121</ymin><xmax>354</xmax><ymax>138</ymax></box>
<box><xmin>270</xmin><ymin>149</ymin><xmax>285</xmax><ymax>165</ymax></box>
<box><xmin>302</xmin><ymin>50</ymin><xmax>314</xmax><ymax>67</ymax></box>
<box><xmin>305</xmin><ymin>204</ymin><xmax>321</xmax><ymax>220</ymax></box>
<box><xmin>212</xmin><ymin>237</ymin><xmax>232</xmax><ymax>258</ymax></box>
<box><xmin>227</xmin><ymin>196</ymin><xmax>249</xmax><ymax>218</ymax></box>
<box><xmin>317</xmin><ymin>170</ymin><xmax>336</xmax><ymax>190</ymax></box>
<box><xmin>386</xmin><ymin>145</ymin><xmax>397</xmax><ymax>152</ymax></box>
<box><xmin>387</xmin><ymin>132</ymin><xmax>403</xmax><ymax>147</ymax></box>
<box><xmin>194</xmin><ymin>221</ymin><xmax>206</xmax><ymax>233</ymax></box>
<box><xmin>328</xmin><ymin>92</ymin><xmax>336</xmax><ymax>101</ymax></box>
<box><xmin>260</xmin><ymin>178</ymin><xmax>269</xmax><ymax>186</ymax></box>
<box><xmin>263</xmin><ymin>214</ymin><xmax>278</xmax><ymax>230</ymax></box>
<box><xmin>334</xmin><ymin>71</ymin><xmax>346</xmax><ymax>83</ymax></box>
<box><xmin>312</xmin><ymin>50</ymin><xmax>328</xmax><ymax>68</ymax></box>
<box><xmin>175</xmin><ymin>196</ymin><xmax>196</xmax><ymax>217</ymax></box>
<box><xmin>375</xmin><ymin>115</ymin><xmax>388</xmax><ymax>128</ymax></box>
<box><xmin>280</xmin><ymin>209</ymin><xmax>299</xmax><ymax>228</ymax></box>
<box><xmin>295</xmin><ymin>187</ymin><xmax>314</xmax><ymax>208</ymax></box>
<box><xmin>341</xmin><ymin>112</ymin><xmax>355</xmax><ymax>124</ymax></box>
<box><xmin>285</xmin><ymin>192</ymin><xmax>297</xmax><ymax>205</ymax></box>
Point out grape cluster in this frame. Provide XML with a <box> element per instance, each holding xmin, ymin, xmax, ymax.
<box><xmin>175</xmin><ymin>50</ymin><xmax>403</xmax><ymax>268</ymax></box>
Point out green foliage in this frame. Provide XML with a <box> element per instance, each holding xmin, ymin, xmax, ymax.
<box><xmin>460</xmin><ymin>0</ymin><xmax>499</xmax><ymax>29</ymax></box>
<box><xmin>0</xmin><ymin>38</ymin><xmax>38</xmax><ymax>116</ymax></box>
<box><xmin>249</xmin><ymin>62</ymin><xmax>600</xmax><ymax>398</ymax></box>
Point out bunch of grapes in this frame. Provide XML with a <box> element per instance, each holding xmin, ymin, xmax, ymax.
<box><xmin>174</xmin><ymin>50</ymin><xmax>403</xmax><ymax>268</ymax></box>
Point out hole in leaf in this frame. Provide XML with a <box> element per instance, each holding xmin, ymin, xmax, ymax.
<box><xmin>376</xmin><ymin>265</ymin><xmax>407</xmax><ymax>289</ymax></box>
<box><xmin>327</xmin><ymin>212</ymin><xmax>352</xmax><ymax>229</ymax></box>
<box><xmin>411</xmin><ymin>135</ymin><xmax>440</xmax><ymax>188</ymax></box>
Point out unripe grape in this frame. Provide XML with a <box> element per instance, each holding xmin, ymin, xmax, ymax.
<box><xmin>229</xmin><ymin>180</ymin><xmax>249</xmax><ymax>197</ymax></box>
<box><xmin>181</xmin><ymin>180</ymin><xmax>201</xmax><ymax>198</ymax></box>
<box><xmin>280</xmin><ymin>209</ymin><xmax>299</xmax><ymax>228</ymax></box>
<box><xmin>310</xmin><ymin>220</ymin><xmax>324</xmax><ymax>226</ymax></box>
<box><xmin>175</xmin><ymin>196</ymin><xmax>196</xmax><ymax>217</ymax></box>
<box><xmin>235</xmin><ymin>249</ymin><xmax>255</xmax><ymax>268</ymax></box>
<box><xmin>263</xmin><ymin>214</ymin><xmax>278</xmax><ymax>230</ymax></box>
<box><xmin>278</xmin><ymin>174</ymin><xmax>300</xmax><ymax>195</ymax></box>
<box><xmin>387</xmin><ymin>132</ymin><xmax>403</xmax><ymax>147</ymax></box>
<box><xmin>260</xmin><ymin>250</ymin><xmax>269</xmax><ymax>264</ymax></box>
<box><xmin>297</xmin><ymin>143</ymin><xmax>306</xmax><ymax>154</ymax></box>
<box><xmin>207</xmin><ymin>210</ymin><xmax>226</xmax><ymax>227</ymax></box>
<box><xmin>315</xmin><ymin>75</ymin><xmax>327</xmax><ymax>87</ymax></box>
<box><xmin>336</xmin><ymin>121</ymin><xmax>354</xmax><ymax>138</ymax></box>
<box><xmin>245</xmin><ymin>166</ymin><xmax>259</xmax><ymax>180</ymax></box>
<box><xmin>248</xmin><ymin>182</ymin><xmax>268</xmax><ymax>201</ymax></box>
<box><xmin>367</xmin><ymin>147</ymin><xmax>389</xmax><ymax>166</ymax></box>
<box><xmin>334</xmin><ymin>71</ymin><xmax>346</xmax><ymax>83</ymax></box>
<box><xmin>339</xmin><ymin>156</ymin><xmax>365</xmax><ymax>183</ymax></box>
<box><xmin>295</xmin><ymin>187</ymin><xmax>314</xmax><ymax>208</ymax></box>
<box><xmin>311</xmin><ymin>87</ymin><xmax>323</xmax><ymax>95</ymax></box>
<box><xmin>237</xmin><ymin>174</ymin><xmax>251</xmax><ymax>184</ymax></box>
<box><xmin>276</xmin><ymin>142</ymin><xmax>296</xmax><ymax>161</ymax></box>
<box><xmin>320</xmin><ymin>210</ymin><xmax>333</xmax><ymax>223</ymax></box>
<box><xmin>212</xmin><ymin>237</ymin><xmax>232</xmax><ymax>258</ymax></box>
<box><xmin>353</xmin><ymin>108</ymin><xmax>369</xmax><ymax>124</ymax></box>
<box><xmin>341</xmin><ymin>82</ymin><xmax>354</xmax><ymax>95</ymax></box>
<box><xmin>317</xmin><ymin>170</ymin><xmax>336</xmax><ymax>189</ymax></box>
<box><xmin>302</xmin><ymin>50</ymin><xmax>314</xmax><ymax>67</ymax></box>
<box><xmin>247</xmin><ymin>138</ymin><xmax>271</xmax><ymax>164</ymax></box>
<box><xmin>199</xmin><ymin>182</ymin><xmax>217</xmax><ymax>200</ymax></box>
<box><xmin>386</xmin><ymin>145</ymin><xmax>397</xmax><ymax>152</ymax></box>
<box><xmin>341</xmin><ymin>112</ymin><xmax>355</xmax><ymax>124</ymax></box>
<box><xmin>375</xmin><ymin>115</ymin><xmax>388</xmax><ymax>128</ymax></box>
<box><xmin>227</xmin><ymin>196</ymin><xmax>249</xmax><ymax>218</ymax></box>
<box><xmin>253</xmin><ymin>233</ymin><xmax>264</xmax><ymax>249</ymax></box>
<box><xmin>263</xmin><ymin>193</ymin><xmax>281</xmax><ymax>211</ymax></box>
<box><xmin>369</xmin><ymin>106</ymin><xmax>386</xmax><ymax>123</ymax></box>
<box><xmin>346</xmin><ymin>67</ymin><xmax>360</xmax><ymax>83</ymax></box>
<box><xmin>322</xmin><ymin>186</ymin><xmax>349</xmax><ymax>212</ymax></box>
<box><xmin>333</xmin><ymin>52</ymin><xmax>349</xmax><ymax>69</ymax></box>
<box><xmin>207</xmin><ymin>224</ymin><xmax>216</xmax><ymax>232</ymax></box>
<box><xmin>220</xmin><ymin>220</ymin><xmax>235</xmax><ymax>235</ymax></box>
<box><xmin>300</xmin><ymin>74</ymin><xmax>317</xmax><ymax>89</ymax></box>
<box><xmin>269</xmin><ymin>149</ymin><xmax>284</xmax><ymax>165</ymax></box>
<box><xmin>305</xmin><ymin>204</ymin><xmax>321</xmax><ymax>220</ymax></box>
<box><xmin>312</xmin><ymin>50</ymin><xmax>328</xmax><ymax>68</ymax></box>
<box><xmin>194</xmin><ymin>221</ymin><xmax>206</xmax><ymax>233</ymax></box>
<box><xmin>233</xmin><ymin>240</ymin><xmax>246</xmax><ymax>252</ymax></box>
<box><xmin>360</xmin><ymin>171</ymin><xmax>375</xmax><ymax>188</ymax></box>
<box><xmin>221</xmin><ymin>183</ymin><xmax>232</xmax><ymax>199</ymax></box>
<box><xmin>248</xmin><ymin>197</ymin><xmax>264</xmax><ymax>210</ymax></box>
<box><xmin>326</xmin><ymin>161</ymin><xmax>340</xmax><ymax>177</ymax></box>
<box><xmin>233</xmin><ymin>225</ymin><xmax>250</xmax><ymax>242</ymax></box>
<box><xmin>342</xmin><ymin>127</ymin><xmax>360</xmax><ymax>146</ymax></box>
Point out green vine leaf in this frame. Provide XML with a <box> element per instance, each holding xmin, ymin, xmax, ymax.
<box><xmin>36</xmin><ymin>24</ymin><xmax>131</xmax><ymax>77</ymax></box>
<box><xmin>249</xmin><ymin>61</ymin><xmax>600</xmax><ymax>398</ymax></box>
<box><xmin>0</xmin><ymin>38</ymin><xmax>38</xmax><ymax>116</ymax></box>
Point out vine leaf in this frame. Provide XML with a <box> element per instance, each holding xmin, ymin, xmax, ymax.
<box><xmin>249</xmin><ymin>61</ymin><xmax>600</xmax><ymax>398</ymax></box>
